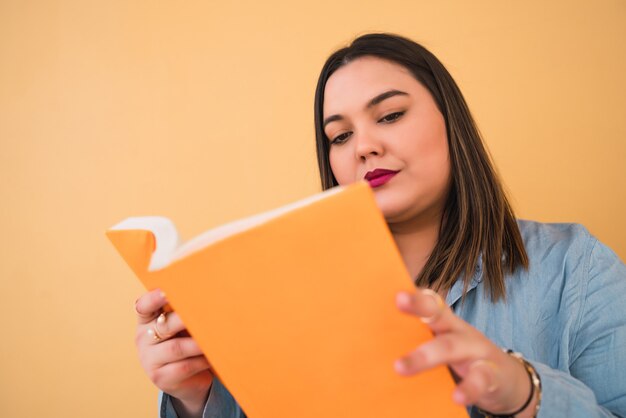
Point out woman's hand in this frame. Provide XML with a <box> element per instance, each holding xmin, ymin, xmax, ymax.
<box><xmin>395</xmin><ymin>289</ymin><xmax>537</xmax><ymax>417</ymax></box>
<box><xmin>135</xmin><ymin>289</ymin><xmax>214</xmax><ymax>418</ymax></box>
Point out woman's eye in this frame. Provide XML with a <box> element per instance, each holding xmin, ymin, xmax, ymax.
<box><xmin>378</xmin><ymin>111</ymin><xmax>404</xmax><ymax>123</ymax></box>
<box><xmin>330</xmin><ymin>132</ymin><xmax>351</xmax><ymax>145</ymax></box>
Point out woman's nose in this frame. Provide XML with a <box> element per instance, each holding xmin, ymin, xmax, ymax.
<box><xmin>355</xmin><ymin>131</ymin><xmax>384</xmax><ymax>161</ymax></box>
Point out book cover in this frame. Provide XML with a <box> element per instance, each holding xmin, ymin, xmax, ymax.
<box><xmin>106</xmin><ymin>182</ymin><xmax>467</xmax><ymax>417</ymax></box>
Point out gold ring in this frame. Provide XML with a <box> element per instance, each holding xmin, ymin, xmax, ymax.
<box><xmin>147</xmin><ymin>325</ymin><xmax>162</xmax><ymax>342</ymax></box>
<box><xmin>419</xmin><ymin>289</ymin><xmax>446</xmax><ymax>324</ymax></box>
<box><xmin>149</xmin><ymin>312</ymin><xmax>168</xmax><ymax>342</ymax></box>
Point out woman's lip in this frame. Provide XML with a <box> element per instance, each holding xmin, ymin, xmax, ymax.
<box><xmin>364</xmin><ymin>168</ymin><xmax>399</xmax><ymax>181</ymax></box>
<box><xmin>366</xmin><ymin>172</ymin><xmax>398</xmax><ymax>188</ymax></box>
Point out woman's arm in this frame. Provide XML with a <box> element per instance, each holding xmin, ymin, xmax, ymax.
<box><xmin>525</xmin><ymin>237</ymin><xmax>626</xmax><ymax>418</ymax></box>
<box><xmin>396</xmin><ymin>235</ymin><xmax>626</xmax><ymax>418</ymax></box>
<box><xmin>134</xmin><ymin>290</ymin><xmax>214</xmax><ymax>418</ymax></box>
<box><xmin>159</xmin><ymin>378</ymin><xmax>247</xmax><ymax>418</ymax></box>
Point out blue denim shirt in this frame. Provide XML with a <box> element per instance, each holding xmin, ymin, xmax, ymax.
<box><xmin>160</xmin><ymin>220</ymin><xmax>626</xmax><ymax>417</ymax></box>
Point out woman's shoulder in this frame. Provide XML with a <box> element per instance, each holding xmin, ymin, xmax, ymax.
<box><xmin>504</xmin><ymin>220</ymin><xmax>625</xmax><ymax>342</ymax></box>
<box><xmin>514</xmin><ymin>218</ymin><xmax>624</xmax><ymax>281</ymax></box>
<box><xmin>516</xmin><ymin>219</ymin><xmax>594</xmax><ymax>262</ymax></box>
<box><xmin>516</xmin><ymin>218</ymin><xmax>592</xmax><ymax>244</ymax></box>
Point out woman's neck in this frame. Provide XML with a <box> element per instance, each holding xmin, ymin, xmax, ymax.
<box><xmin>388</xmin><ymin>215</ymin><xmax>441</xmax><ymax>280</ymax></box>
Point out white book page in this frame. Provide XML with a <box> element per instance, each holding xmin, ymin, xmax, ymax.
<box><xmin>172</xmin><ymin>185</ymin><xmax>346</xmax><ymax>261</ymax></box>
<box><xmin>109</xmin><ymin>185</ymin><xmax>347</xmax><ymax>271</ymax></box>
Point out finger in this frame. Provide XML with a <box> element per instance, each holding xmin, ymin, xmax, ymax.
<box><xmin>154</xmin><ymin>312</ymin><xmax>187</xmax><ymax>341</ymax></box>
<box><xmin>396</xmin><ymin>289</ymin><xmax>460</xmax><ymax>334</ymax></box>
<box><xmin>149</xmin><ymin>337</ymin><xmax>205</xmax><ymax>368</ymax></box>
<box><xmin>136</xmin><ymin>289</ymin><xmax>168</xmax><ymax>324</ymax></box>
<box><xmin>395</xmin><ymin>333</ymin><xmax>475</xmax><ymax>375</ymax></box>
<box><xmin>453</xmin><ymin>360</ymin><xmax>500</xmax><ymax>406</ymax></box>
<box><xmin>151</xmin><ymin>357</ymin><xmax>213</xmax><ymax>392</ymax></box>
<box><xmin>137</xmin><ymin>312</ymin><xmax>187</xmax><ymax>347</ymax></box>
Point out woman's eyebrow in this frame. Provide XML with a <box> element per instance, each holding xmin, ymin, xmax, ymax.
<box><xmin>367</xmin><ymin>89</ymin><xmax>409</xmax><ymax>108</ymax></box>
<box><xmin>323</xmin><ymin>89</ymin><xmax>409</xmax><ymax>128</ymax></box>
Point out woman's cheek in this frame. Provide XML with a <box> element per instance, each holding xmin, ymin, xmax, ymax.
<box><xmin>329</xmin><ymin>151</ymin><xmax>351</xmax><ymax>185</ymax></box>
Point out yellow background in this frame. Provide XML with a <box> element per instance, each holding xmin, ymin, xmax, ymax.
<box><xmin>1</xmin><ymin>1</ymin><xmax>624</xmax><ymax>417</ymax></box>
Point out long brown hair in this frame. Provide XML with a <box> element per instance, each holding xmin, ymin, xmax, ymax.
<box><xmin>314</xmin><ymin>33</ymin><xmax>528</xmax><ymax>301</ymax></box>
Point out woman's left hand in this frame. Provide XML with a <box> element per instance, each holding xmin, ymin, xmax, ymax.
<box><xmin>395</xmin><ymin>288</ymin><xmax>534</xmax><ymax>415</ymax></box>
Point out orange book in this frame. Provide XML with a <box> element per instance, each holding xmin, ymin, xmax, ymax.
<box><xmin>106</xmin><ymin>182</ymin><xmax>467</xmax><ymax>418</ymax></box>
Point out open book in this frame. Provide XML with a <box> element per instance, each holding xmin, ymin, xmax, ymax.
<box><xmin>106</xmin><ymin>182</ymin><xmax>467</xmax><ymax>418</ymax></box>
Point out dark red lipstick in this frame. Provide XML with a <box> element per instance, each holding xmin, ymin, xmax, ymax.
<box><xmin>364</xmin><ymin>168</ymin><xmax>399</xmax><ymax>188</ymax></box>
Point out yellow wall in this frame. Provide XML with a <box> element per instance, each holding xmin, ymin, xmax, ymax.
<box><xmin>1</xmin><ymin>1</ymin><xmax>624</xmax><ymax>416</ymax></box>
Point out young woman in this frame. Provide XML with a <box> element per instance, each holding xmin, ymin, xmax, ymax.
<box><xmin>135</xmin><ymin>33</ymin><xmax>626</xmax><ymax>418</ymax></box>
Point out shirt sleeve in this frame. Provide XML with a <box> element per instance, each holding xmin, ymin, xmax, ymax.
<box><xmin>158</xmin><ymin>378</ymin><xmax>246</xmax><ymax>418</ymax></box>
<box><xmin>531</xmin><ymin>237</ymin><xmax>626</xmax><ymax>418</ymax></box>
<box><xmin>159</xmin><ymin>391</ymin><xmax>180</xmax><ymax>418</ymax></box>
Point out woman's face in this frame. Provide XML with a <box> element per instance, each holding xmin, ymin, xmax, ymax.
<box><xmin>323</xmin><ymin>56</ymin><xmax>451</xmax><ymax>225</ymax></box>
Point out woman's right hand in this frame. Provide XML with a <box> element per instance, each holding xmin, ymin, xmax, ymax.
<box><xmin>135</xmin><ymin>289</ymin><xmax>214</xmax><ymax>418</ymax></box>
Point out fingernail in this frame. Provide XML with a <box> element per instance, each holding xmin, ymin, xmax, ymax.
<box><xmin>159</xmin><ymin>291</ymin><xmax>166</xmax><ymax>299</ymax></box>
<box><xmin>394</xmin><ymin>358</ymin><xmax>410</xmax><ymax>374</ymax></box>
<box><xmin>419</xmin><ymin>289</ymin><xmax>445</xmax><ymax>323</ymax></box>
<box><xmin>452</xmin><ymin>389</ymin><xmax>466</xmax><ymax>404</ymax></box>
<box><xmin>396</xmin><ymin>292</ymin><xmax>412</xmax><ymax>306</ymax></box>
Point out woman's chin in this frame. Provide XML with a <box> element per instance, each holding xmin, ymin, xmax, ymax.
<box><xmin>373</xmin><ymin>194</ymin><xmax>405</xmax><ymax>221</ymax></box>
